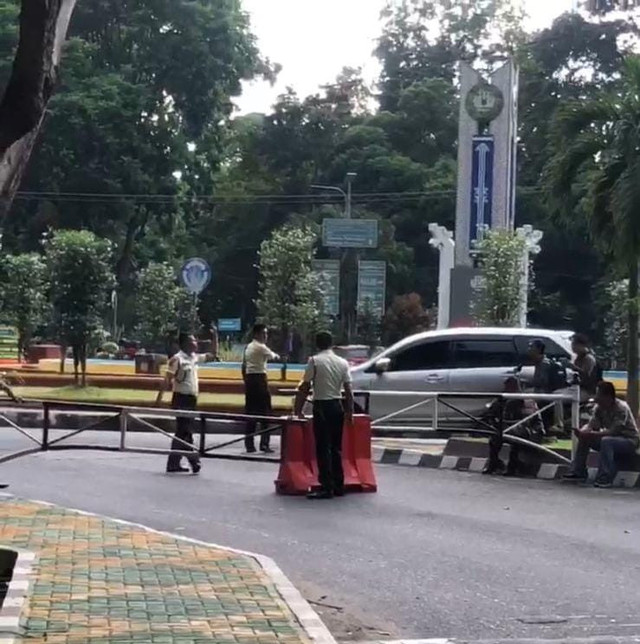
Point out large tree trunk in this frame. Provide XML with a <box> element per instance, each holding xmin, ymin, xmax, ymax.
<box><xmin>627</xmin><ymin>261</ymin><xmax>639</xmax><ymax>416</ymax></box>
<box><xmin>0</xmin><ymin>0</ymin><xmax>78</xmax><ymax>222</ymax></box>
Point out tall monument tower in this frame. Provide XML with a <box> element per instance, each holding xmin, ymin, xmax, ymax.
<box><xmin>454</xmin><ymin>59</ymin><xmax>519</xmax><ymax>266</ymax></box>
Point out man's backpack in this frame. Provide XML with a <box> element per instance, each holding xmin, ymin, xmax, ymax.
<box><xmin>548</xmin><ymin>358</ymin><xmax>570</xmax><ymax>392</ymax></box>
<box><xmin>593</xmin><ymin>355</ymin><xmax>604</xmax><ymax>385</ymax></box>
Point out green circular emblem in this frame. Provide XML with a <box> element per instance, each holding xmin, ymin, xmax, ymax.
<box><xmin>465</xmin><ymin>83</ymin><xmax>505</xmax><ymax>123</ymax></box>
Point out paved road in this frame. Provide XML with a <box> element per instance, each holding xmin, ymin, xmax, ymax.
<box><xmin>0</xmin><ymin>431</ymin><xmax>639</xmax><ymax>642</ymax></box>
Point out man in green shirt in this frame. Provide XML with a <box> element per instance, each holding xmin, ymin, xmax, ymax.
<box><xmin>564</xmin><ymin>381</ymin><xmax>639</xmax><ymax>488</ymax></box>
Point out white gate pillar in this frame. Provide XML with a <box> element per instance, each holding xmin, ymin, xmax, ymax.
<box><xmin>516</xmin><ymin>225</ymin><xmax>543</xmax><ymax>327</ymax></box>
<box><xmin>429</xmin><ymin>223</ymin><xmax>455</xmax><ymax>329</ymax></box>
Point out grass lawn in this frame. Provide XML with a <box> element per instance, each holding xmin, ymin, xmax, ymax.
<box><xmin>13</xmin><ymin>386</ymin><xmax>292</xmax><ymax>410</ymax></box>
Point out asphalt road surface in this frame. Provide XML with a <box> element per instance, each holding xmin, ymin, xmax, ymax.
<box><xmin>0</xmin><ymin>430</ymin><xmax>639</xmax><ymax>642</ymax></box>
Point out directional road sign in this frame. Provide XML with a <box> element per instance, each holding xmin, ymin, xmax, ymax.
<box><xmin>357</xmin><ymin>261</ymin><xmax>386</xmax><ymax>319</ymax></box>
<box><xmin>312</xmin><ymin>259</ymin><xmax>340</xmax><ymax>317</ymax></box>
<box><xmin>322</xmin><ymin>219</ymin><xmax>378</xmax><ymax>249</ymax></box>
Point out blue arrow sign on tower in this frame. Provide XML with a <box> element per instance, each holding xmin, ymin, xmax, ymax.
<box><xmin>469</xmin><ymin>135</ymin><xmax>495</xmax><ymax>244</ymax></box>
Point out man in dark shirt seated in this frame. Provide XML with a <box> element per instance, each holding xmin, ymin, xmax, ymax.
<box><xmin>563</xmin><ymin>382</ymin><xmax>639</xmax><ymax>488</ymax></box>
<box><xmin>483</xmin><ymin>377</ymin><xmax>545</xmax><ymax>477</ymax></box>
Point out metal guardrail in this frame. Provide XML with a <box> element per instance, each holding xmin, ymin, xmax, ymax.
<box><xmin>0</xmin><ymin>399</ymin><xmax>295</xmax><ymax>466</ymax></box>
<box><xmin>356</xmin><ymin>387</ymin><xmax>581</xmax><ymax>465</ymax></box>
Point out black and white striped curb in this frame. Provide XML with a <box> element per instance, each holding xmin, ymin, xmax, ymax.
<box><xmin>372</xmin><ymin>446</ymin><xmax>640</xmax><ymax>489</ymax></box>
<box><xmin>0</xmin><ymin>548</ymin><xmax>36</xmax><ymax>643</ymax></box>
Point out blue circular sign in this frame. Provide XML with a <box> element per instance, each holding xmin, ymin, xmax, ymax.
<box><xmin>180</xmin><ymin>258</ymin><xmax>211</xmax><ymax>295</ymax></box>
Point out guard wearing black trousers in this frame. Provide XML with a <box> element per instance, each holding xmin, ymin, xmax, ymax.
<box><xmin>156</xmin><ymin>332</ymin><xmax>214</xmax><ymax>474</ymax></box>
<box><xmin>242</xmin><ymin>324</ymin><xmax>279</xmax><ymax>453</ymax></box>
<box><xmin>294</xmin><ymin>331</ymin><xmax>354</xmax><ymax>499</ymax></box>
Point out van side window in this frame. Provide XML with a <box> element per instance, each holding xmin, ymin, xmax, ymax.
<box><xmin>451</xmin><ymin>338</ymin><xmax>519</xmax><ymax>368</ymax></box>
<box><xmin>391</xmin><ymin>341</ymin><xmax>450</xmax><ymax>372</ymax></box>
<box><xmin>515</xmin><ymin>336</ymin><xmax>570</xmax><ymax>362</ymax></box>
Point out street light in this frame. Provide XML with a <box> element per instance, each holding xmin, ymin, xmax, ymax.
<box><xmin>311</xmin><ymin>173</ymin><xmax>359</xmax><ymax>343</ymax></box>
<box><xmin>345</xmin><ymin>172</ymin><xmax>357</xmax><ymax>219</ymax></box>
<box><xmin>311</xmin><ymin>172</ymin><xmax>358</xmax><ymax>219</ymax></box>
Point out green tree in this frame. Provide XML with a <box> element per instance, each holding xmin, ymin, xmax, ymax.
<box><xmin>135</xmin><ymin>261</ymin><xmax>201</xmax><ymax>351</ymax></box>
<box><xmin>546</xmin><ymin>56</ymin><xmax>640</xmax><ymax>413</ymax></box>
<box><xmin>598</xmin><ymin>280</ymin><xmax>629</xmax><ymax>368</ymax></box>
<box><xmin>256</xmin><ymin>226</ymin><xmax>324</xmax><ymax>354</ymax></box>
<box><xmin>0</xmin><ymin>0</ymin><xmax>78</xmax><ymax>221</ymax></box>
<box><xmin>0</xmin><ymin>253</ymin><xmax>49</xmax><ymax>360</ymax></box>
<box><xmin>44</xmin><ymin>229</ymin><xmax>114</xmax><ymax>385</ymax></box>
<box><xmin>4</xmin><ymin>0</ymin><xmax>271</xmax><ymax>286</ymax></box>
<box><xmin>471</xmin><ymin>229</ymin><xmax>528</xmax><ymax>327</ymax></box>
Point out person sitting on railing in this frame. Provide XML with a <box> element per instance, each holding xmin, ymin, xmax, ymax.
<box><xmin>0</xmin><ymin>373</ymin><xmax>22</xmax><ymax>489</ymax></box>
<box><xmin>563</xmin><ymin>381</ymin><xmax>639</xmax><ymax>488</ymax></box>
<box><xmin>482</xmin><ymin>376</ymin><xmax>544</xmax><ymax>477</ymax></box>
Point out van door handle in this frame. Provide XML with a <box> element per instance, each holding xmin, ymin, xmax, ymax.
<box><xmin>425</xmin><ymin>375</ymin><xmax>444</xmax><ymax>383</ymax></box>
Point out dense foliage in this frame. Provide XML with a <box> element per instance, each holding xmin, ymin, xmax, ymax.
<box><xmin>1</xmin><ymin>0</ymin><xmax>639</xmax><ymax>363</ymax></box>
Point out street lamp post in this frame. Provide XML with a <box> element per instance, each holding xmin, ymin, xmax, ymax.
<box><xmin>311</xmin><ymin>173</ymin><xmax>358</xmax><ymax>342</ymax></box>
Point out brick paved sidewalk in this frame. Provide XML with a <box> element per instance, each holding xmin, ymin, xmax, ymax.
<box><xmin>0</xmin><ymin>498</ymin><xmax>327</xmax><ymax>644</ymax></box>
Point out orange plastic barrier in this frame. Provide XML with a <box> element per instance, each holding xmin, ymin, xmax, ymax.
<box><xmin>275</xmin><ymin>414</ymin><xmax>377</xmax><ymax>495</ymax></box>
<box><xmin>274</xmin><ymin>419</ymin><xmax>318</xmax><ymax>495</ymax></box>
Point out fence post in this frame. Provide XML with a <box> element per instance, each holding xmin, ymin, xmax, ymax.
<box><xmin>199</xmin><ymin>415</ymin><xmax>206</xmax><ymax>456</ymax></box>
<box><xmin>42</xmin><ymin>403</ymin><xmax>50</xmax><ymax>451</ymax></box>
<box><xmin>119</xmin><ymin>410</ymin><xmax>127</xmax><ymax>451</ymax></box>
<box><xmin>570</xmin><ymin>385</ymin><xmax>580</xmax><ymax>461</ymax></box>
<box><xmin>432</xmin><ymin>394</ymin><xmax>439</xmax><ymax>432</ymax></box>
<box><xmin>497</xmin><ymin>394</ymin><xmax>505</xmax><ymax>449</ymax></box>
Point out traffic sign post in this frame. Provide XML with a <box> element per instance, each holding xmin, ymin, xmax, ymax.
<box><xmin>217</xmin><ymin>318</ymin><xmax>242</xmax><ymax>333</ymax></box>
<box><xmin>180</xmin><ymin>258</ymin><xmax>212</xmax><ymax>295</ymax></box>
<box><xmin>357</xmin><ymin>261</ymin><xmax>386</xmax><ymax>319</ymax></box>
<box><xmin>180</xmin><ymin>258</ymin><xmax>212</xmax><ymax>331</ymax></box>
<box><xmin>322</xmin><ymin>219</ymin><xmax>379</xmax><ymax>249</ymax></box>
<box><xmin>312</xmin><ymin>260</ymin><xmax>340</xmax><ymax>317</ymax></box>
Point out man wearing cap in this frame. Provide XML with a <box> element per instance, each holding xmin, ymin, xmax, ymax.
<box><xmin>294</xmin><ymin>331</ymin><xmax>354</xmax><ymax>499</ymax></box>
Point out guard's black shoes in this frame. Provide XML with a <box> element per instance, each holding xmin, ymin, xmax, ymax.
<box><xmin>166</xmin><ymin>466</ymin><xmax>190</xmax><ymax>473</ymax></box>
<box><xmin>307</xmin><ymin>490</ymin><xmax>334</xmax><ymax>500</ymax></box>
<box><xmin>562</xmin><ymin>472</ymin><xmax>587</xmax><ymax>481</ymax></box>
<box><xmin>482</xmin><ymin>460</ymin><xmax>505</xmax><ymax>475</ymax></box>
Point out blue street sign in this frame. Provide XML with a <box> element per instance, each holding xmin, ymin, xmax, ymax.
<box><xmin>180</xmin><ymin>258</ymin><xmax>211</xmax><ymax>295</ymax></box>
<box><xmin>218</xmin><ymin>318</ymin><xmax>242</xmax><ymax>332</ymax></box>
<box><xmin>470</xmin><ymin>136</ymin><xmax>494</xmax><ymax>243</ymax></box>
<box><xmin>322</xmin><ymin>218</ymin><xmax>378</xmax><ymax>249</ymax></box>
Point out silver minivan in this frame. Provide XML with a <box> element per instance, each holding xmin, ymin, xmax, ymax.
<box><xmin>350</xmin><ymin>327</ymin><xmax>574</xmax><ymax>424</ymax></box>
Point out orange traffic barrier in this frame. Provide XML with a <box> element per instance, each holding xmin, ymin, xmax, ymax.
<box><xmin>275</xmin><ymin>414</ymin><xmax>377</xmax><ymax>495</ymax></box>
<box><xmin>347</xmin><ymin>415</ymin><xmax>378</xmax><ymax>493</ymax></box>
<box><xmin>274</xmin><ymin>419</ymin><xmax>317</xmax><ymax>495</ymax></box>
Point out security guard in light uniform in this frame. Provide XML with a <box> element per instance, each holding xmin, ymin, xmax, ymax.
<box><xmin>156</xmin><ymin>333</ymin><xmax>213</xmax><ymax>474</ymax></box>
<box><xmin>294</xmin><ymin>331</ymin><xmax>354</xmax><ymax>499</ymax></box>
<box><xmin>242</xmin><ymin>324</ymin><xmax>279</xmax><ymax>453</ymax></box>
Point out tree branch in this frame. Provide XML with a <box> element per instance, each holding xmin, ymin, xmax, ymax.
<box><xmin>0</xmin><ymin>0</ymin><xmax>78</xmax><ymax>220</ymax></box>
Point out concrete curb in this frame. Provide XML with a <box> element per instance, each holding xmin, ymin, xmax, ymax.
<box><xmin>360</xmin><ymin>638</ymin><xmax>640</xmax><ymax>644</ymax></box>
<box><xmin>18</xmin><ymin>497</ymin><xmax>337</xmax><ymax>644</ymax></box>
<box><xmin>371</xmin><ymin>446</ymin><xmax>640</xmax><ymax>489</ymax></box>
